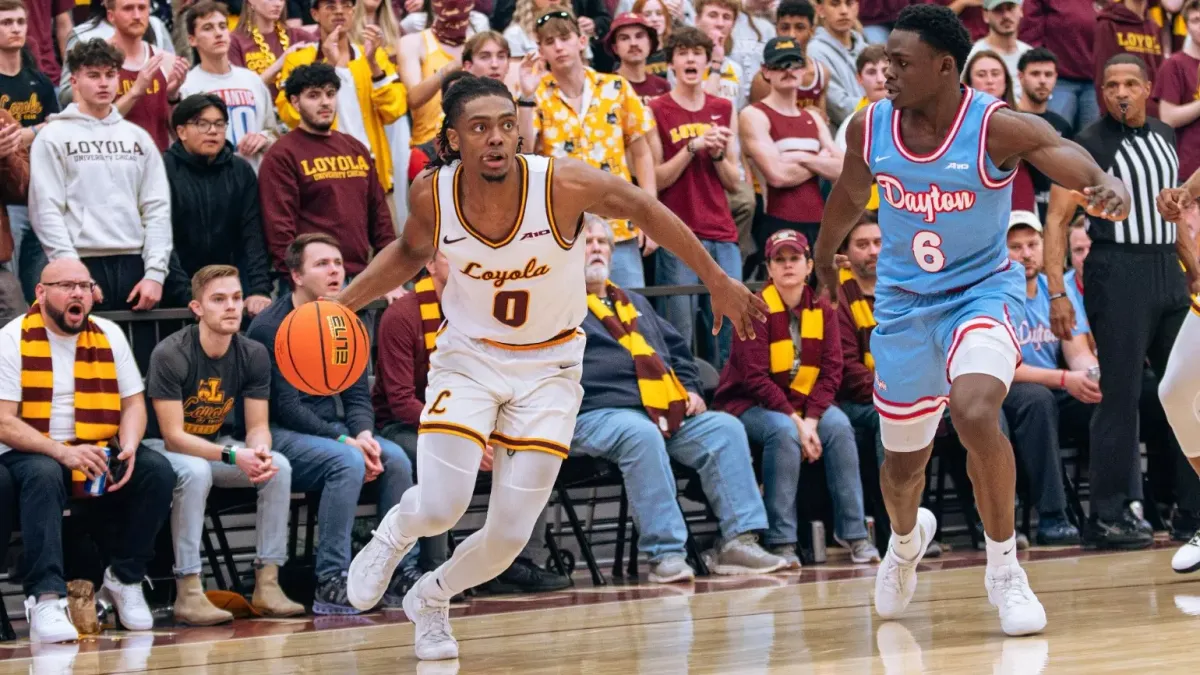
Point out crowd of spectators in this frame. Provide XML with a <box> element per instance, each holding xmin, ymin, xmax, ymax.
<box><xmin>0</xmin><ymin>0</ymin><xmax>1198</xmax><ymax>649</ymax></box>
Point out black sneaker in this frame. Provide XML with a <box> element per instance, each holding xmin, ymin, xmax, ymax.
<box><xmin>1127</xmin><ymin>501</ymin><xmax>1154</xmax><ymax>535</ymax></box>
<box><xmin>483</xmin><ymin>557</ymin><xmax>571</xmax><ymax>594</ymax></box>
<box><xmin>380</xmin><ymin>565</ymin><xmax>425</xmax><ymax>609</ymax></box>
<box><xmin>1172</xmin><ymin>510</ymin><xmax>1200</xmax><ymax>543</ymax></box>
<box><xmin>1086</xmin><ymin>509</ymin><xmax>1154</xmax><ymax>551</ymax></box>
<box><xmin>313</xmin><ymin>576</ymin><xmax>363</xmax><ymax>616</ymax></box>
<box><xmin>1035</xmin><ymin>513</ymin><xmax>1081</xmax><ymax>546</ymax></box>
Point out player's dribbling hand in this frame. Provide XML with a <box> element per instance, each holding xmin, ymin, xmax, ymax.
<box><xmin>1072</xmin><ymin>181</ymin><xmax>1130</xmax><ymax>221</ymax></box>
<box><xmin>1048</xmin><ymin>295</ymin><xmax>1076</xmax><ymax>342</ymax></box>
<box><xmin>709</xmin><ymin>275</ymin><xmax>768</xmax><ymax>341</ymax></box>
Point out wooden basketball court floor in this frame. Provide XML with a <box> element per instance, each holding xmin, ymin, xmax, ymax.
<box><xmin>3</xmin><ymin>545</ymin><xmax>1199</xmax><ymax>674</ymax></box>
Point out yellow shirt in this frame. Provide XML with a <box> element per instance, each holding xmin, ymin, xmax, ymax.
<box><xmin>410</xmin><ymin>31</ymin><xmax>455</xmax><ymax>146</ymax></box>
<box><xmin>853</xmin><ymin>97</ymin><xmax>880</xmax><ymax>212</ymax></box>
<box><xmin>276</xmin><ymin>44</ymin><xmax>407</xmax><ymax>193</ymax></box>
<box><xmin>533</xmin><ymin>68</ymin><xmax>654</xmax><ymax>242</ymax></box>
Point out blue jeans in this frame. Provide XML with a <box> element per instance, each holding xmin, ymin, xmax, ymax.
<box><xmin>656</xmin><ymin>240</ymin><xmax>742</xmax><ymax>368</ymax></box>
<box><xmin>6</xmin><ymin>205</ymin><xmax>48</xmax><ymax>303</ymax></box>
<box><xmin>840</xmin><ymin>400</ymin><xmax>884</xmax><ymax>467</ymax></box>
<box><xmin>271</xmin><ymin>425</ymin><xmax>416</xmax><ymax>581</ymax></box>
<box><xmin>609</xmin><ymin>239</ymin><xmax>646</xmax><ymax>289</ymax></box>
<box><xmin>739</xmin><ymin>406</ymin><xmax>869</xmax><ymax>543</ymax></box>
<box><xmin>572</xmin><ymin>408</ymin><xmax>768</xmax><ymax>561</ymax></box>
<box><xmin>1047</xmin><ymin>78</ymin><xmax>1101</xmax><ymax>135</ymax></box>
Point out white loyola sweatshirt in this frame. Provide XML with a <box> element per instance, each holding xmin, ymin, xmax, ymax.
<box><xmin>29</xmin><ymin>104</ymin><xmax>172</xmax><ymax>284</ymax></box>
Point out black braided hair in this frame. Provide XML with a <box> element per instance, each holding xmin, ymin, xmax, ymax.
<box><xmin>893</xmin><ymin>4</ymin><xmax>972</xmax><ymax>76</ymax></box>
<box><xmin>428</xmin><ymin>73</ymin><xmax>517</xmax><ymax>169</ymax></box>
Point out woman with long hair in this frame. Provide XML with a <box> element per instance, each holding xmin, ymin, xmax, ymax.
<box><xmin>631</xmin><ymin>0</ymin><xmax>671</xmax><ymax>76</ymax></box>
<box><xmin>229</xmin><ymin>0</ymin><xmax>315</xmax><ymax>87</ymax></box>
<box><xmin>351</xmin><ymin>0</ymin><xmax>404</xmax><ymax>60</ymax></box>
<box><xmin>964</xmin><ymin>50</ymin><xmax>1035</xmax><ymax>212</ymax></box>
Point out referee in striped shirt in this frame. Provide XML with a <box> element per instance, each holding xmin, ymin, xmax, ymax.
<box><xmin>1045</xmin><ymin>54</ymin><xmax>1194</xmax><ymax>549</ymax></box>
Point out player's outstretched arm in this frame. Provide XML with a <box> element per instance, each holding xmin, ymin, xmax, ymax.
<box><xmin>336</xmin><ymin>172</ymin><xmax>438</xmax><ymax>312</ymax></box>
<box><xmin>996</xmin><ymin>110</ymin><xmax>1130</xmax><ymax>220</ymax></box>
<box><xmin>553</xmin><ymin>158</ymin><xmax>768</xmax><ymax>340</ymax></box>
<box><xmin>813</xmin><ymin>109</ymin><xmax>874</xmax><ymax>304</ymax></box>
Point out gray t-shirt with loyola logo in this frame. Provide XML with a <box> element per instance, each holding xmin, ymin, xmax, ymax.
<box><xmin>146</xmin><ymin>325</ymin><xmax>271</xmax><ymax>441</ymax></box>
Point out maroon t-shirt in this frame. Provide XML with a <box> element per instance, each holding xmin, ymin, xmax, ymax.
<box><xmin>229</xmin><ymin>25</ymin><xmax>316</xmax><ymax>76</ymax></box>
<box><xmin>628</xmin><ymin>74</ymin><xmax>671</xmax><ymax>106</ymax></box>
<box><xmin>937</xmin><ymin>0</ymin><xmax>986</xmax><ymax>40</ymax></box>
<box><xmin>1020</xmin><ymin>0</ymin><xmax>1096</xmax><ymax>81</ymax></box>
<box><xmin>118</xmin><ymin>48</ymin><xmax>171</xmax><ymax>151</ymax></box>
<box><xmin>1154</xmin><ymin>52</ymin><xmax>1200</xmax><ymax>180</ymax></box>
<box><xmin>24</xmin><ymin>0</ymin><xmax>73</xmax><ymax>83</ymax></box>
<box><xmin>752</xmin><ymin>102</ymin><xmax>825</xmax><ymax>223</ymax></box>
<box><xmin>648</xmin><ymin>93</ymin><xmax>738</xmax><ymax>243</ymax></box>
<box><xmin>1094</xmin><ymin>3</ymin><xmax>1164</xmax><ymax>110</ymax></box>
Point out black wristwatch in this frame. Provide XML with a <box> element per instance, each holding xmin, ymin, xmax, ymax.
<box><xmin>221</xmin><ymin>445</ymin><xmax>236</xmax><ymax>465</ymax></box>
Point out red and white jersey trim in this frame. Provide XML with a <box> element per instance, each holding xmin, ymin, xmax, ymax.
<box><xmin>977</xmin><ymin>100</ymin><xmax>1019</xmax><ymax>189</ymax></box>
<box><xmin>891</xmin><ymin>88</ymin><xmax>974</xmax><ymax>163</ymax></box>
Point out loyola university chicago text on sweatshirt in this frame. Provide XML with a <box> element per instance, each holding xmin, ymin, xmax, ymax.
<box><xmin>27</xmin><ymin>104</ymin><xmax>173</xmax><ymax>284</ymax></box>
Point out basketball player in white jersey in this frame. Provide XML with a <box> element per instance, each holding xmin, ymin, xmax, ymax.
<box><xmin>1155</xmin><ymin>168</ymin><xmax>1200</xmax><ymax>574</ymax></box>
<box><xmin>333</xmin><ymin>74</ymin><xmax>767</xmax><ymax>662</ymax></box>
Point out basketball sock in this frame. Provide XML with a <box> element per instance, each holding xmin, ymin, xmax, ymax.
<box><xmin>985</xmin><ymin>533</ymin><xmax>1018</xmax><ymax>569</ymax></box>
<box><xmin>430</xmin><ymin>449</ymin><xmax>561</xmax><ymax>598</ymax></box>
<box><xmin>891</xmin><ymin>525</ymin><xmax>921</xmax><ymax>561</ymax></box>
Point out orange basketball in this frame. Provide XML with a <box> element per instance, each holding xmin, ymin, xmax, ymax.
<box><xmin>275</xmin><ymin>300</ymin><xmax>370</xmax><ymax>396</ymax></box>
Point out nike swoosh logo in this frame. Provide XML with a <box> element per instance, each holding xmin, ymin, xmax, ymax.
<box><xmin>559</xmin><ymin>363</ymin><xmax>579</xmax><ymax>369</ymax></box>
<box><xmin>1003</xmin><ymin>546</ymin><xmax>1014</xmax><ymax>555</ymax></box>
<box><xmin>874</xmin><ymin>155</ymin><xmax>891</xmax><ymax>162</ymax></box>
<box><xmin>442</xmin><ymin>235</ymin><xmax>467</xmax><ymax>245</ymax></box>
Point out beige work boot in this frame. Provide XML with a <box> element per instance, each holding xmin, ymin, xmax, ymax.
<box><xmin>252</xmin><ymin>565</ymin><xmax>305</xmax><ymax>617</ymax></box>
<box><xmin>173</xmin><ymin>575</ymin><xmax>233</xmax><ymax>626</ymax></box>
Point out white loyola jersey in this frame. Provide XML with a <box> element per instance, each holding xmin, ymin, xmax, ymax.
<box><xmin>432</xmin><ymin>155</ymin><xmax>586</xmax><ymax>345</ymax></box>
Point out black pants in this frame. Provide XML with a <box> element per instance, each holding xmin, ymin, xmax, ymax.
<box><xmin>1002</xmin><ymin>383</ymin><xmax>1095</xmax><ymax>516</ymax></box>
<box><xmin>1083</xmin><ymin>242</ymin><xmax>1191</xmax><ymax>519</ymax></box>
<box><xmin>84</xmin><ymin>255</ymin><xmax>190</xmax><ymax>372</ymax></box>
<box><xmin>0</xmin><ymin>446</ymin><xmax>176</xmax><ymax>597</ymax></box>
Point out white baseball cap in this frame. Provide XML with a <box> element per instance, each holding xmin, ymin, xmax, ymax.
<box><xmin>1008</xmin><ymin>210</ymin><xmax>1043</xmax><ymax>234</ymax></box>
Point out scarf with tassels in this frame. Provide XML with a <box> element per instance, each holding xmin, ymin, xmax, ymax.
<box><xmin>763</xmin><ymin>283</ymin><xmax>824</xmax><ymax>397</ymax></box>
<box><xmin>19</xmin><ymin>302</ymin><xmax>121</xmax><ymax>444</ymax></box>
<box><xmin>838</xmin><ymin>268</ymin><xmax>876</xmax><ymax>371</ymax></box>
<box><xmin>414</xmin><ymin>275</ymin><xmax>442</xmax><ymax>354</ymax></box>
<box><xmin>586</xmin><ymin>282</ymin><xmax>689</xmax><ymax>438</ymax></box>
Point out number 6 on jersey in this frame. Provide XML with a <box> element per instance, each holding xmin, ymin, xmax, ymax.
<box><xmin>912</xmin><ymin>231</ymin><xmax>946</xmax><ymax>272</ymax></box>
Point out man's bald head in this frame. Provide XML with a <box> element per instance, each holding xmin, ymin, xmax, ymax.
<box><xmin>40</xmin><ymin>258</ymin><xmax>92</xmax><ymax>284</ymax></box>
<box><xmin>36</xmin><ymin>259</ymin><xmax>95</xmax><ymax>336</ymax></box>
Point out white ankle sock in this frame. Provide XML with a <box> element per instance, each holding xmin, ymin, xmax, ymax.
<box><xmin>891</xmin><ymin>525</ymin><xmax>921</xmax><ymax>561</ymax></box>
<box><xmin>985</xmin><ymin>533</ymin><xmax>1018</xmax><ymax>568</ymax></box>
<box><xmin>420</xmin><ymin>570</ymin><xmax>454</xmax><ymax>604</ymax></box>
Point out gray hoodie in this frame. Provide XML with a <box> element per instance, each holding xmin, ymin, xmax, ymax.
<box><xmin>805</xmin><ymin>26</ymin><xmax>868</xmax><ymax>128</ymax></box>
<box><xmin>29</xmin><ymin>104</ymin><xmax>172</xmax><ymax>284</ymax></box>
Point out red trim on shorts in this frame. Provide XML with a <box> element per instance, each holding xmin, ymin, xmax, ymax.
<box><xmin>944</xmin><ymin>313</ymin><xmax>1022</xmax><ymax>384</ymax></box>
<box><xmin>892</xmin><ymin>88</ymin><xmax>974</xmax><ymax>163</ymax></box>
<box><xmin>873</xmin><ymin>392</ymin><xmax>950</xmax><ymax>421</ymax></box>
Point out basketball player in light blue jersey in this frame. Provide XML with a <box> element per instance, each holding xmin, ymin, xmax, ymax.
<box><xmin>813</xmin><ymin>5</ymin><xmax>1130</xmax><ymax>637</ymax></box>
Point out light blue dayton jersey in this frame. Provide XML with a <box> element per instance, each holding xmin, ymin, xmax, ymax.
<box><xmin>863</xmin><ymin>87</ymin><xmax>1019</xmax><ymax>295</ymax></box>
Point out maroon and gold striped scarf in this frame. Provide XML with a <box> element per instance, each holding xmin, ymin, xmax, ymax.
<box><xmin>414</xmin><ymin>275</ymin><xmax>442</xmax><ymax>355</ymax></box>
<box><xmin>586</xmin><ymin>282</ymin><xmax>688</xmax><ymax>438</ymax></box>
<box><xmin>762</xmin><ymin>283</ymin><xmax>823</xmax><ymax>397</ymax></box>
<box><xmin>838</xmin><ymin>268</ymin><xmax>875</xmax><ymax>371</ymax></box>
<box><xmin>20</xmin><ymin>302</ymin><xmax>121</xmax><ymax>444</ymax></box>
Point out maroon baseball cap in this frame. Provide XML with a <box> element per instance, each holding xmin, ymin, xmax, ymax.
<box><xmin>603</xmin><ymin>13</ymin><xmax>660</xmax><ymax>56</ymax></box>
<box><xmin>764</xmin><ymin>229</ymin><xmax>810</xmax><ymax>258</ymax></box>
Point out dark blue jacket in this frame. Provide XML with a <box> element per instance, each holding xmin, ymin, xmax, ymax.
<box><xmin>579</xmin><ymin>290</ymin><xmax>701</xmax><ymax>414</ymax></box>
<box><xmin>247</xmin><ymin>294</ymin><xmax>374</xmax><ymax>438</ymax></box>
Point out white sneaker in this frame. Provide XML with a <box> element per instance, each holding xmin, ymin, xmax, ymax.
<box><xmin>348</xmin><ymin>508</ymin><xmax>416</xmax><ymax>611</ymax></box>
<box><xmin>1172</xmin><ymin>531</ymin><xmax>1200</xmax><ymax>573</ymax></box>
<box><xmin>98</xmin><ymin>568</ymin><xmax>154</xmax><ymax>631</ymax></box>
<box><xmin>403</xmin><ymin>574</ymin><xmax>459</xmax><ymax>661</ymax></box>
<box><xmin>24</xmin><ymin>596</ymin><xmax>79</xmax><ymax>644</ymax></box>
<box><xmin>985</xmin><ymin>564</ymin><xmax>1046</xmax><ymax>636</ymax></box>
<box><xmin>29</xmin><ymin>642</ymin><xmax>79</xmax><ymax>675</ymax></box>
<box><xmin>874</xmin><ymin>507</ymin><xmax>937</xmax><ymax>620</ymax></box>
<box><xmin>648</xmin><ymin>554</ymin><xmax>696</xmax><ymax>584</ymax></box>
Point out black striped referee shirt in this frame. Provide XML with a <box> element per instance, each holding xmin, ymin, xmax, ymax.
<box><xmin>1074</xmin><ymin>115</ymin><xmax>1179</xmax><ymax>246</ymax></box>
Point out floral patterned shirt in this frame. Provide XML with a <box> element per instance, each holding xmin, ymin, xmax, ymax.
<box><xmin>533</xmin><ymin>68</ymin><xmax>655</xmax><ymax>242</ymax></box>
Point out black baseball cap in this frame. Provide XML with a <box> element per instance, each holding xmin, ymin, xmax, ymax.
<box><xmin>763</xmin><ymin>36</ymin><xmax>805</xmax><ymax>68</ymax></box>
